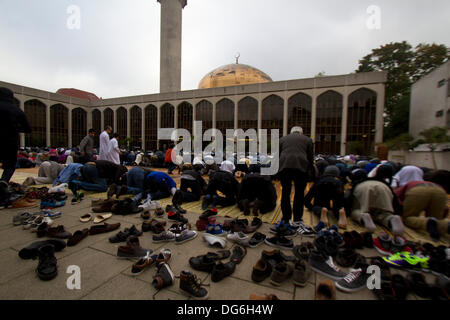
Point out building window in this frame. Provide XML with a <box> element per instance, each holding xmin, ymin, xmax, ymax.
<box><xmin>130</xmin><ymin>106</ymin><xmax>142</xmax><ymax>149</ymax></box>
<box><xmin>436</xmin><ymin>110</ymin><xmax>444</xmax><ymax>118</ymax></box>
<box><xmin>195</xmin><ymin>100</ymin><xmax>213</xmax><ymax>134</ymax></box>
<box><xmin>72</xmin><ymin>108</ymin><xmax>87</xmax><ymax>147</ymax></box>
<box><xmin>24</xmin><ymin>99</ymin><xmax>46</xmax><ymax>147</ymax></box>
<box><xmin>145</xmin><ymin>105</ymin><xmax>157</xmax><ymax>151</ymax></box>
<box><xmin>177</xmin><ymin>102</ymin><xmax>193</xmax><ymax>134</ymax></box>
<box><xmin>92</xmin><ymin>109</ymin><xmax>101</xmax><ymax>147</ymax></box>
<box><xmin>104</xmin><ymin>108</ymin><xmax>114</xmax><ymax>130</ymax></box>
<box><xmin>288</xmin><ymin>92</ymin><xmax>312</xmax><ymax>136</ymax></box>
<box><xmin>160</xmin><ymin>103</ymin><xmax>175</xmax><ymax>150</ymax></box>
<box><xmin>116</xmin><ymin>107</ymin><xmax>127</xmax><ymax>142</ymax></box>
<box><xmin>262</xmin><ymin>95</ymin><xmax>284</xmax><ymax>138</ymax></box>
<box><xmin>316</xmin><ymin>90</ymin><xmax>343</xmax><ymax>155</ymax></box>
<box><xmin>216</xmin><ymin>98</ymin><xmax>234</xmax><ymax>135</ymax></box>
<box><xmin>50</xmin><ymin>104</ymin><xmax>68</xmax><ymax>148</ymax></box>
<box><xmin>238</xmin><ymin>97</ymin><xmax>258</xmax><ymax>131</ymax></box>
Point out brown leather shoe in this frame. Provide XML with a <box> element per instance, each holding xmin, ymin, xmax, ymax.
<box><xmin>67</xmin><ymin>229</ymin><xmax>89</xmax><ymax>246</ymax></box>
<box><xmin>142</xmin><ymin>219</ymin><xmax>166</xmax><ymax>233</ymax></box>
<box><xmin>92</xmin><ymin>199</ymin><xmax>116</xmax><ymax>213</ymax></box>
<box><xmin>47</xmin><ymin>225</ymin><xmax>72</xmax><ymax>239</ymax></box>
<box><xmin>89</xmin><ymin>222</ymin><xmax>121</xmax><ymax>235</ymax></box>
<box><xmin>12</xmin><ymin>198</ymin><xmax>37</xmax><ymax>208</ymax></box>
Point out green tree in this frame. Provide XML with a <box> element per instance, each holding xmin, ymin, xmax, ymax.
<box><xmin>418</xmin><ymin>127</ymin><xmax>450</xmax><ymax>169</ymax></box>
<box><xmin>385</xmin><ymin>133</ymin><xmax>414</xmax><ymax>151</ymax></box>
<box><xmin>356</xmin><ymin>42</ymin><xmax>449</xmax><ymax>140</ymax></box>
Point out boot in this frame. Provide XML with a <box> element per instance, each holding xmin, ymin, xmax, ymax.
<box><xmin>152</xmin><ymin>263</ymin><xmax>175</xmax><ymax>289</ymax></box>
<box><xmin>36</xmin><ymin>244</ymin><xmax>58</xmax><ymax>281</ymax></box>
<box><xmin>179</xmin><ymin>270</ymin><xmax>209</xmax><ymax>300</ymax></box>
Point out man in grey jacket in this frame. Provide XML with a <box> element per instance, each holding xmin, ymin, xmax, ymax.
<box><xmin>278</xmin><ymin>127</ymin><xmax>314</xmax><ymax>226</ymax></box>
<box><xmin>79</xmin><ymin>129</ymin><xmax>96</xmax><ymax>163</ymax></box>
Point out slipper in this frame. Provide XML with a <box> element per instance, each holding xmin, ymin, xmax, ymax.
<box><xmin>94</xmin><ymin>213</ymin><xmax>112</xmax><ymax>224</ymax></box>
<box><xmin>80</xmin><ymin>213</ymin><xmax>93</xmax><ymax>223</ymax></box>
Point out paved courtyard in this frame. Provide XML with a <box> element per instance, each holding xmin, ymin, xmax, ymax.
<box><xmin>0</xmin><ymin>169</ymin><xmax>446</xmax><ymax>300</ymax></box>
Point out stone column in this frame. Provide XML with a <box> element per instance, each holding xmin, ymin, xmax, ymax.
<box><xmin>127</xmin><ymin>107</ymin><xmax>131</xmax><ymax>138</ymax></box>
<box><xmin>174</xmin><ymin>102</ymin><xmax>178</xmax><ymax>129</ymax></box>
<box><xmin>375</xmin><ymin>84</ymin><xmax>385</xmax><ymax>144</ymax></box>
<box><xmin>283</xmin><ymin>93</ymin><xmax>288</xmax><ymax>137</ymax></box>
<box><xmin>18</xmin><ymin>99</ymin><xmax>25</xmax><ymax>147</ymax></box>
<box><xmin>87</xmin><ymin>108</ymin><xmax>93</xmax><ymax>133</ymax></box>
<box><xmin>257</xmin><ymin>97</ymin><xmax>262</xmax><ymax>154</ymax></box>
<box><xmin>114</xmin><ymin>108</ymin><xmax>118</xmax><ymax>133</ymax></box>
<box><xmin>311</xmin><ymin>92</ymin><xmax>317</xmax><ymax>143</ymax></box>
<box><xmin>100</xmin><ymin>108</ymin><xmax>105</xmax><ymax>131</ymax></box>
<box><xmin>158</xmin><ymin>0</ymin><xmax>187</xmax><ymax>93</ymax></box>
<box><xmin>157</xmin><ymin>105</ymin><xmax>161</xmax><ymax>149</ymax></box>
<box><xmin>46</xmin><ymin>103</ymin><xmax>51</xmax><ymax>147</ymax></box>
<box><xmin>68</xmin><ymin>107</ymin><xmax>73</xmax><ymax>148</ymax></box>
<box><xmin>340</xmin><ymin>88</ymin><xmax>349</xmax><ymax>156</ymax></box>
<box><xmin>141</xmin><ymin>106</ymin><xmax>146</xmax><ymax>150</ymax></box>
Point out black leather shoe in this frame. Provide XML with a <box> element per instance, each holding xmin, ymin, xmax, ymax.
<box><xmin>211</xmin><ymin>261</ymin><xmax>236</xmax><ymax>282</ymax></box>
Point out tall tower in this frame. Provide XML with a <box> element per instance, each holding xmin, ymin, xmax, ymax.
<box><xmin>158</xmin><ymin>0</ymin><xmax>187</xmax><ymax>93</ymax></box>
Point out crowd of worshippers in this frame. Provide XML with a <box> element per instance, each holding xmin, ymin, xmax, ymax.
<box><xmin>15</xmin><ymin>150</ymin><xmax>450</xmax><ymax>241</ymax></box>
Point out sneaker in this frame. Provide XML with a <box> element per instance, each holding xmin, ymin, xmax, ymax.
<box><xmin>308</xmin><ymin>250</ymin><xmax>346</xmax><ymax>281</ymax></box>
<box><xmin>189</xmin><ymin>254</ymin><xmax>218</xmax><ymax>273</ymax></box>
<box><xmin>155</xmin><ymin>248</ymin><xmax>172</xmax><ymax>265</ymax></box>
<box><xmin>169</xmin><ymin>223</ymin><xmax>191</xmax><ymax>235</ymax></box>
<box><xmin>335</xmin><ymin>265</ymin><xmax>370</xmax><ymax>293</ymax></box>
<box><xmin>227</xmin><ymin>232</ymin><xmax>249</xmax><ymax>246</ymax></box>
<box><xmin>109</xmin><ymin>225</ymin><xmax>143</xmax><ymax>243</ymax></box>
<box><xmin>202</xmin><ymin>233</ymin><xmax>227</xmax><ymax>249</ymax></box>
<box><xmin>373</xmin><ymin>232</ymin><xmax>393</xmax><ymax>256</ymax></box>
<box><xmin>130</xmin><ymin>253</ymin><xmax>158</xmax><ymax>276</ymax></box>
<box><xmin>36</xmin><ymin>244</ymin><xmax>58</xmax><ymax>281</ymax></box>
<box><xmin>139</xmin><ymin>200</ymin><xmax>162</xmax><ymax>213</ymax></box>
<box><xmin>248</xmin><ymin>232</ymin><xmax>267</xmax><ymax>248</ymax></box>
<box><xmin>176</xmin><ymin>230</ymin><xmax>198</xmax><ymax>244</ymax></box>
<box><xmin>314</xmin><ymin>221</ymin><xmax>326</xmax><ymax>233</ymax></box>
<box><xmin>179</xmin><ymin>270</ymin><xmax>209</xmax><ymax>300</ymax></box>
<box><xmin>293</xmin><ymin>259</ymin><xmax>311</xmax><ymax>287</ymax></box>
<box><xmin>270</xmin><ymin>262</ymin><xmax>294</xmax><ymax>286</ymax></box>
<box><xmin>297</xmin><ymin>223</ymin><xmax>315</xmax><ymax>237</ymax></box>
<box><xmin>382</xmin><ymin>252</ymin><xmax>429</xmax><ymax>271</ymax></box>
<box><xmin>153</xmin><ymin>263</ymin><xmax>175</xmax><ymax>289</ymax></box>
<box><xmin>211</xmin><ymin>261</ymin><xmax>236</xmax><ymax>282</ymax></box>
<box><xmin>199</xmin><ymin>208</ymin><xmax>218</xmax><ymax>220</ymax></box>
<box><xmin>41</xmin><ymin>211</ymin><xmax>62</xmax><ymax>219</ymax></box>
<box><xmin>264</xmin><ymin>235</ymin><xmax>294</xmax><ymax>250</ymax></box>
<box><xmin>206</xmin><ymin>223</ymin><xmax>226</xmax><ymax>236</ymax></box>
<box><xmin>117</xmin><ymin>236</ymin><xmax>152</xmax><ymax>259</ymax></box>
<box><xmin>230</xmin><ymin>245</ymin><xmax>247</xmax><ymax>264</ymax></box>
<box><xmin>153</xmin><ymin>231</ymin><xmax>176</xmax><ymax>243</ymax></box>
<box><xmin>168</xmin><ymin>211</ymin><xmax>188</xmax><ymax>224</ymax></box>
<box><xmin>270</xmin><ymin>221</ymin><xmax>296</xmax><ymax>238</ymax></box>
<box><xmin>48</xmin><ymin>183</ymin><xmax>68</xmax><ymax>194</ymax></box>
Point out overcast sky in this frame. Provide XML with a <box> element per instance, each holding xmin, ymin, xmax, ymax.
<box><xmin>0</xmin><ymin>0</ymin><xmax>449</xmax><ymax>98</ymax></box>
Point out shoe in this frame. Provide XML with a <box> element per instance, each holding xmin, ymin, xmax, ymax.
<box><xmin>92</xmin><ymin>199</ymin><xmax>116</xmax><ymax>213</ymax></box>
<box><xmin>142</xmin><ymin>219</ymin><xmax>166</xmax><ymax>234</ymax></box>
<box><xmin>261</xmin><ymin>250</ymin><xmax>297</xmax><ymax>268</ymax></box>
<box><xmin>89</xmin><ymin>222</ymin><xmax>121</xmax><ymax>235</ymax></box>
<box><xmin>153</xmin><ymin>263</ymin><xmax>175</xmax><ymax>289</ymax></box>
<box><xmin>211</xmin><ymin>262</ymin><xmax>236</xmax><ymax>282</ymax></box>
<box><xmin>293</xmin><ymin>242</ymin><xmax>314</xmax><ymax>261</ymax></box>
<box><xmin>308</xmin><ymin>250</ymin><xmax>346</xmax><ymax>281</ymax></box>
<box><xmin>67</xmin><ymin>229</ymin><xmax>89</xmax><ymax>247</ymax></box>
<box><xmin>270</xmin><ymin>262</ymin><xmax>294</xmax><ymax>286</ymax></box>
<box><xmin>335</xmin><ymin>248</ymin><xmax>358</xmax><ymax>268</ymax></box>
<box><xmin>335</xmin><ymin>264</ymin><xmax>370</xmax><ymax>293</ymax></box>
<box><xmin>168</xmin><ymin>211</ymin><xmax>188</xmax><ymax>224</ymax></box>
<box><xmin>155</xmin><ymin>248</ymin><xmax>172</xmax><ymax>265</ymax></box>
<box><xmin>227</xmin><ymin>232</ymin><xmax>249</xmax><ymax>246</ymax></box>
<box><xmin>179</xmin><ymin>270</ymin><xmax>209</xmax><ymax>300</ymax></box>
<box><xmin>169</xmin><ymin>223</ymin><xmax>191</xmax><ymax>235</ymax></box>
<box><xmin>269</xmin><ymin>221</ymin><xmax>296</xmax><ymax>238</ymax></box>
<box><xmin>36</xmin><ymin>244</ymin><xmax>58</xmax><ymax>281</ymax></box>
<box><xmin>107</xmin><ymin>184</ymin><xmax>118</xmax><ymax>199</ymax></box>
<box><xmin>382</xmin><ymin>252</ymin><xmax>429</xmax><ymax>272</ymax></box>
<box><xmin>314</xmin><ymin>221</ymin><xmax>326</xmax><ymax>233</ymax></box>
<box><xmin>80</xmin><ymin>213</ymin><xmax>93</xmax><ymax>223</ymax></box>
<box><xmin>313</xmin><ymin>235</ymin><xmax>338</xmax><ymax>257</ymax></box>
<box><xmin>19</xmin><ymin>239</ymin><xmax>66</xmax><ymax>260</ymax></box>
<box><xmin>196</xmin><ymin>218</ymin><xmax>209</xmax><ymax>231</ymax></box>
<box><xmin>189</xmin><ymin>255</ymin><xmax>218</xmax><ymax>272</ymax></box>
<box><xmin>131</xmin><ymin>254</ymin><xmax>158</xmax><ymax>276</ymax></box>
<box><xmin>390</xmin><ymin>274</ymin><xmax>410</xmax><ymax>300</ymax></box>
<box><xmin>199</xmin><ymin>208</ymin><xmax>218</xmax><ymax>220</ymax></box>
<box><xmin>293</xmin><ymin>259</ymin><xmax>311</xmax><ymax>287</ymax></box>
<box><xmin>13</xmin><ymin>212</ymin><xmax>33</xmax><ymax>226</ymax></box>
<box><xmin>152</xmin><ymin>231</ymin><xmax>176</xmax><ymax>243</ymax></box>
<box><xmin>155</xmin><ymin>207</ymin><xmax>164</xmax><ymax>217</ymax></box>
<box><xmin>176</xmin><ymin>230</ymin><xmax>198</xmax><ymax>244</ymax></box>
<box><xmin>139</xmin><ymin>200</ymin><xmax>161</xmax><ymax>213</ymax></box>
<box><xmin>41</xmin><ymin>211</ymin><xmax>62</xmax><ymax>219</ymax></box>
<box><xmin>315</xmin><ymin>280</ymin><xmax>336</xmax><ymax>300</ymax></box>
<box><xmin>46</xmin><ymin>225</ymin><xmax>72</xmax><ymax>239</ymax></box>
<box><xmin>206</xmin><ymin>223</ymin><xmax>227</xmax><ymax>236</ymax></box>
<box><xmin>361</xmin><ymin>232</ymin><xmax>374</xmax><ymax>248</ymax></box>
<box><xmin>117</xmin><ymin>236</ymin><xmax>152</xmax><ymax>260</ymax></box>
<box><xmin>109</xmin><ymin>225</ymin><xmax>142</xmax><ymax>243</ymax></box>
<box><xmin>350</xmin><ymin>231</ymin><xmax>364</xmax><ymax>249</ymax></box>
<box><xmin>264</xmin><ymin>235</ymin><xmax>294</xmax><ymax>250</ymax></box>
<box><xmin>373</xmin><ymin>232</ymin><xmax>393</xmax><ymax>256</ymax></box>
<box><xmin>203</xmin><ymin>233</ymin><xmax>227</xmax><ymax>249</ymax></box>
<box><xmin>252</xmin><ymin>259</ymin><xmax>273</xmax><ymax>283</ymax></box>
<box><xmin>230</xmin><ymin>245</ymin><xmax>247</xmax><ymax>264</ymax></box>
<box><xmin>251</xmin><ymin>217</ymin><xmax>263</xmax><ymax>229</ymax></box>
<box><xmin>406</xmin><ymin>272</ymin><xmax>430</xmax><ymax>299</ymax></box>
<box><xmin>111</xmin><ymin>198</ymin><xmax>143</xmax><ymax>215</ymax></box>
<box><xmin>297</xmin><ymin>223</ymin><xmax>316</xmax><ymax>237</ymax></box>
<box><xmin>141</xmin><ymin>211</ymin><xmax>151</xmax><ymax>220</ymax></box>
<box><xmin>248</xmin><ymin>232</ymin><xmax>267</xmax><ymax>248</ymax></box>
<box><xmin>12</xmin><ymin>198</ymin><xmax>37</xmax><ymax>209</ymax></box>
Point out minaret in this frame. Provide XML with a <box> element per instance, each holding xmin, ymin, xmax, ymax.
<box><xmin>158</xmin><ymin>0</ymin><xmax>187</xmax><ymax>93</ymax></box>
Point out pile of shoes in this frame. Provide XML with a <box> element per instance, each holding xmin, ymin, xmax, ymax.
<box><xmin>167</xmin><ymin>204</ymin><xmax>188</xmax><ymax>224</ymax></box>
<box><xmin>40</xmin><ymin>193</ymin><xmax>67</xmax><ymax>209</ymax></box>
<box><xmin>179</xmin><ymin>270</ymin><xmax>209</xmax><ymax>300</ymax></box>
<box><xmin>111</xmin><ymin>198</ymin><xmax>143</xmax><ymax>215</ymax></box>
<box><xmin>196</xmin><ymin>209</ymin><xmax>218</xmax><ymax>231</ymax></box>
<box><xmin>264</xmin><ymin>221</ymin><xmax>296</xmax><ymax>250</ymax></box>
<box><xmin>152</xmin><ymin>222</ymin><xmax>197</xmax><ymax>245</ymax></box>
<box><xmin>223</xmin><ymin>217</ymin><xmax>261</xmax><ymax>234</ymax></box>
<box><xmin>142</xmin><ymin>219</ymin><xmax>167</xmax><ymax>234</ymax></box>
<box><xmin>117</xmin><ymin>235</ymin><xmax>152</xmax><ymax>260</ymax></box>
<box><xmin>373</xmin><ymin>232</ymin><xmax>413</xmax><ymax>256</ymax></box>
<box><xmin>252</xmin><ymin>249</ymin><xmax>302</xmax><ymax>286</ymax></box>
<box><xmin>140</xmin><ymin>200</ymin><xmax>163</xmax><ymax>219</ymax></box>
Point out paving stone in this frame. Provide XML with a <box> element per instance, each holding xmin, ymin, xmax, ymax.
<box><xmin>0</xmin><ymin>248</ymin><xmax>36</xmax><ymax>285</ymax></box>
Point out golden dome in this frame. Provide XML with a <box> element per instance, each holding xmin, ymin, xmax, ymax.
<box><xmin>198</xmin><ymin>63</ymin><xmax>273</xmax><ymax>89</ymax></box>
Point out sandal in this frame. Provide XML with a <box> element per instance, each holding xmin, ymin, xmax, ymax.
<box><xmin>80</xmin><ymin>213</ymin><xmax>93</xmax><ymax>223</ymax></box>
<box><xmin>94</xmin><ymin>213</ymin><xmax>112</xmax><ymax>224</ymax></box>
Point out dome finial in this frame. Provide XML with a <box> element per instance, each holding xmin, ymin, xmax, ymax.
<box><xmin>235</xmin><ymin>52</ymin><xmax>240</xmax><ymax>64</ymax></box>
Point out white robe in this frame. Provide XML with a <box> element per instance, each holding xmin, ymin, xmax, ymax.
<box><xmin>108</xmin><ymin>138</ymin><xmax>121</xmax><ymax>165</ymax></box>
<box><xmin>98</xmin><ymin>131</ymin><xmax>110</xmax><ymax>161</ymax></box>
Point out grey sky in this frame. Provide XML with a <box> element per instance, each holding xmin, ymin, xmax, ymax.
<box><xmin>0</xmin><ymin>0</ymin><xmax>449</xmax><ymax>98</ymax></box>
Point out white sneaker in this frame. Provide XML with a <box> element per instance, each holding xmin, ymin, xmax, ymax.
<box><xmin>202</xmin><ymin>233</ymin><xmax>227</xmax><ymax>249</ymax></box>
<box><xmin>139</xmin><ymin>200</ymin><xmax>161</xmax><ymax>212</ymax></box>
<box><xmin>226</xmin><ymin>232</ymin><xmax>249</xmax><ymax>246</ymax></box>
<box><xmin>49</xmin><ymin>183</ymin><xmax>68</xmax><ymax>194</ymax></box>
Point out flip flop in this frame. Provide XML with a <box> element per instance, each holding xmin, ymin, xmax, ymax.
<box><xmin>94</xmin><ymin>213</ymin><xmax>112</xmax><ymax>224</ymax></box>
<box><xmin>80</xmin><ymin>213</ymin><xmax>93</xmax><ymax>223</ymax></box>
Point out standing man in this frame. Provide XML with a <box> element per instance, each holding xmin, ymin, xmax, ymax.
<box><xmin>108</xmin><ymin>133</ymin><xmax>121</xmax><ymax>165</ymax></box>
<box><xmin>0</xmin><ymin>87</ymin><xmax>32</xmax><ymax>182</ymax></box>
<box><xmin>79</xmin><ymin>129</ymin><xmax>96</xmax><ymax>163</ymax></box>
<box><xmin>278</xmin><ymin>127</ymin><xmax>314</xmax><ymax>227</ymax></box>
<box><xmin>98</xmin><ymin>126</ymin><xmax>112</xmax><ymax>161</ymax></box>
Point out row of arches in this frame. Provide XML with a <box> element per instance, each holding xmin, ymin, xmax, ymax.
<box><xmin>20</xmin><ymin>88</ymin><xmax>376</xmax><ymax>155</ymax></box>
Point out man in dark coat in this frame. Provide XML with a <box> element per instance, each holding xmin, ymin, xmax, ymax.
<box><xmin>277</xmin><ymin>126</ymin><xmax>314</xmax><ymax>226</ymax></box>
<box><xmin>0</xmin><ymin>87</ymin><xmax>31</xmax><ymax>182</ymax></box>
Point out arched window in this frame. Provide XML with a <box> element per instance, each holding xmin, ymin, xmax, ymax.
<box><xmin>116</xmin><ymin>107</ymin><xmax>127</xmax><ymax>140</ymax></box>
<box><xmin>238</xmin><ymin>97</ymin><xmax>258</xmax><ymax>132</ymax></box>
<box><xmin>130</xmin><ymin>106</ymin><xmax>142</xmax><ymax>149</ymax></box>
<box><xmin>104</xmin><ymin>108</ymin><xmax>114</xmax><ymax>131</ymax></box>
<box><xmin>177</xmin><ymin>102</ymin><xmax>193</xmax><ymax>134</ymax></box>
<box><xmin>347</xmin><ymin>88</ymin><xmax>377</xmax><ymax>155</ymax></box>
<box><xmin>288</xmin><ymin>92</ymin><xmax>312</xmax><ymax>136</ymax></box>
<box><xmin>160</xmin><ymin>103</ymin><xmax>175</xmax><ymax>150</ymax></box>
<box><xmin>262</xmin><ymin>95</ymin><xmax>284</xmax><ymax>135</ymax></box>
<box><xmin>72</xmin><ymin>108</ymin><xmax>87</xmax><ymax>147</ymax></box>
<box><xmin>145</xmin><ymin>105</ymin><xmax>158</xmax><ymax>151</ymax></box>
<box><xmin>92</xmin><ymin>109</ymin><xmax>102</xmax><ymax>147</ymax></box>
<box><xmin>50</xmin><ymin>104</ymin><xmax>68</xmax><ymax>148</ymax></box>
<box><xmin>24</xmin><ymin>99</ymin><xmax>46</xmax><ymax>147</ymax></box>
<box><xmin>195</xmin><ymin>100</ymin><xmax>213</xmax><ymax>134</ymax></box>
<box><xmin>316</xmin><ymin>90</ymin><xmax>343</xmax><ymax>155</ymax></box>
<box><xmin>216</xmin><ymin>98</ymin><xmax>235</xmax><ymax>136</ymax></box>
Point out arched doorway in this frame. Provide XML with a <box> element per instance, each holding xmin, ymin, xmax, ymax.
<box><xmin>116</xmin><ymin>107</ymin><xmax>127</xmax><ymax>144</ymax></box>
<box><xmin>104</xmin><ymin>108</ymin><xmax>114</xmax><ymax>131</ymax></box>
<box><xmin>160</xmin><ymin>103</ymin><xmax>175</xmax><ymax>150</ymax></box>
<box><xmin>177</xmin><ymin>102</ymin><xmax>193</xmax><ymax>133</ymax></box>
<box><xmin>72</xmin><ymin>108</ymin><xmax>87</xmax><ymax>147</ymax></box>
<box><xmin>50</xmin><ymin>104</ymin><xmax>68</xmax><ymax>148</ymax></box>
<box><xmin>145</xmin><ymin>105</ymin><xmax>158</xmax><ymax>151</ymax></box>
<box><xmin>130</xmin><ymin>106</ymin><xmax>142</xmax><ymax>149</ymax></box>
<box><xmin>238</xmin><ymin>97</ymin><xmax>258</xmax><ymax>132</ymax></box>
<box><xmin>92</xmin><ymin>109</ymin><xmax>102</xmax><ymax>147</ymax></box>
<box><xmin>262</xmin><ymin>95</ymin><xmax>284</xmax><ymax>145</ymax></box>
<box><xmin>316</xmin><ymin>90</ymin><xmax>343</xmax><ymax>155</ymax></box>
<box><xmin>288</xmin><ymin>92</ymin><xmax>312</xmax><ymax>136</ymax></box>
<box><xmin>24</xmin><ymin>99</ymin><xmax>46</xmax><ymax>147</ymax></box>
